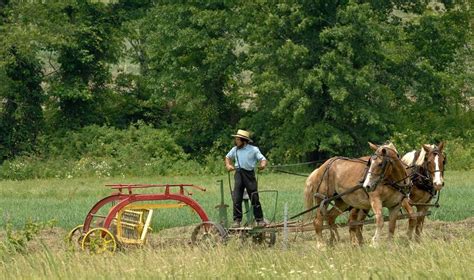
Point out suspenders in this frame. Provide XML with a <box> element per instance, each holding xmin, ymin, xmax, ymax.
<box><xmin>235</xmin><ymin>147</ymin><xmax>242</xmax><ymax>170</ymax></box>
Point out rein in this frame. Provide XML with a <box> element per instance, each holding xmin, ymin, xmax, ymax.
<box><xmin>365</xmin><ymin>148</ymin><xmax>410</xmax><ymax>195</ymax></box>
<box><xmin>402</xmin><ymin>147</ymin><xmax>446</xmax><ymax>207</ymax></box>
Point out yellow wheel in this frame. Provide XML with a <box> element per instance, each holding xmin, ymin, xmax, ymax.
<box><xmin>81</xmin><ymin>227</ymin><xmax>117</xmax><ymax>254</ymax></box>
<box><xmin>65</xmin><ymin>224</ymin><xmax>84</xmax><ymax>250</ymax></box>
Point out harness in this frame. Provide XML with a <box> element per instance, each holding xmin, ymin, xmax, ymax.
<box><xmin>407</xmin><ymin>148</ymin><xmax>446</xmax><ymax>205</ymax></box>
<box><xmin>314</xmin><ymin>157</ymin><xmax>368</xmax><ymax>198</ymax></box>
<box><xmin>365</xmin><ymin>148</ymin><xmax>411</xmax><ymax>196</ymax></box>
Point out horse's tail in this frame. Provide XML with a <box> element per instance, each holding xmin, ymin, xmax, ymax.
<box><xmin>304</xmin><ymin>158</ymin><xmax>337</xmax><ymax>221</ymax></box>
<box><xmin>304</xmin><ymin>167</ymin><xmax>322</xmax><ymax>221</ymax></box>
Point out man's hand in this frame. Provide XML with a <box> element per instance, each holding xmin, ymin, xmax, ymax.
<box><xmin>258</xmin><ymin>159</ymin><xmax>267</xmax><ymax>171</ymax></box>
<box><xmin>225</xmin><ymin>157</ymin><xmax>235</xmax><ymax>172</ymax></box>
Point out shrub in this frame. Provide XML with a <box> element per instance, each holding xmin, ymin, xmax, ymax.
<box><xmin>0</xmin><ymin>122</ymin><xmax>228</xmax><ymax>180</ymax></box>
<box><xmin>391</xmin><ymin>130</ymin><xmax>473</xmax><ymax>170</ymax></box>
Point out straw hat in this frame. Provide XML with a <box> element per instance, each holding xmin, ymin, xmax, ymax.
<box><xmin>232</xmin><ymin>129</ymin><xmax>253</xmax><ymax>142</ymax></box>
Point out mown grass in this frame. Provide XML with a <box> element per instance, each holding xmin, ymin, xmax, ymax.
<box><xmin>0</xmin><ymin>229</ymin><xmax>473</xmax><ymax>279</ymax></box>
<box><xmin>0</xmin><ymin>171</ymin><xmax>473</xmax><ymax>230</ymax></box>
<box><xmin>0</xmin><ymin>171</ymin><xmax>472</xmax><ymax>279</ymax></box>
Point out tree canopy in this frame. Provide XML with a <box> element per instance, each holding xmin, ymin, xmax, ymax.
<box><xmin>0</xmin><ymin>0</ymin><xmax>472</xmax><ymax>169</ymax></box>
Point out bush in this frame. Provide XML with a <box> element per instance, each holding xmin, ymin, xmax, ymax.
<box><xmin>443</xmin><ymin>137</ymin><xmax>473</xmax><ymax>171</ymax></box>
<box><xmin>0</xmin><ymin>123</ymin><xmax>227</xmax><ymax>180</ymax></box>
<box><xmin>391</xmin><ymin>130</ymin><xmax>473</xmax><ymax>170</ymax></box>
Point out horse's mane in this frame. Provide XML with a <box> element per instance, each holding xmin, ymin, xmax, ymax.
<box><xmin>401</xmin><ymin>144</ymin><xmax>436</xmax><ymax>167</ymax></box>
<box><xmin>380</xmin><ymin>142</ymin><xmax>398</xmax><ymax>155</ymax></box>
<box><xmin>415</xmin><ymin>144</ymin><xmax>435</xmax><ymax>166</ymax></box>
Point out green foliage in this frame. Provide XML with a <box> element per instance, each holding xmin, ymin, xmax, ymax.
<box><xmin>391</xmin><ymin>129</ymin><xmax>474</xmax><ymax>170</ymax></box>
<box><xmin>238</xmin><ymin>1</ymin><xmax>471</xmax><ymax>162</ymax></box>
<box><xmin>45</xmin><ymin>1</ymin><xmax>122</xmax><ymax>130</ymax></box>
<box><xmin>0</xmin><ymin>1</ymin><xmax>472</xmax><ymax>176</ymax></box>
<box><xmin>443</xmin><ymin>138</ymin><xmax>474</xmax><ymax>171</ymax></box>
<box><xmin>1</xmin><ymin>217</ymin><xmax>57</xmax><ymax>254</ymax></box>
<box><xmin>0</xmin><ymin>48</ymin><xmax>44</xmax><ymax>161</ymax></box>
<box><xmin>140</xmin><ymin>3</ymin><xmax>243</xmax><ymax>154</ymax></box>
<box><xmin>0</xmin><ymin>123</ymin><xmax>225</xmax><ymax>180</ymax></box>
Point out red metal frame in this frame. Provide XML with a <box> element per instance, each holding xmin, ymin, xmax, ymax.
<box><xmin>82</xmin><ymin>184</ymin><xmax>210</xmax><ymax>233</ymax></box>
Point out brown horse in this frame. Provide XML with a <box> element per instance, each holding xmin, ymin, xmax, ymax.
<box><xmin>304</xmin><ymin>142</ymin><xmax>411</xmax><ymax>247</ymax></box>
<box><xmin>401</xmin><ymin>142</ymin><xmax>446</xmax><ymax>240</ymax></box>
<box><xmin>304</xmin><ymin>157</ymin><xmax>367</xmax><ymax>247</ymax></box>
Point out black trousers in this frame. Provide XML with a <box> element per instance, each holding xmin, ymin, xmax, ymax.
<box><xmin>233</xmin><ymin>169</ymin><xmax>264</xmax><ymax>222</ymax></box>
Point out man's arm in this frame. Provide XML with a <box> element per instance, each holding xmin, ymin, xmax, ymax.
<box><xmin>225</xmin><ymin>157</ymin><xmax>235</xmax><ymax>172</ymax></box>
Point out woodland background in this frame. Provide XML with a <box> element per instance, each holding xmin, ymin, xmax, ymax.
<box><xmin>0</xmin><ymin>0</ymin><xmax>472</xmax><ymax>179</ymax></box>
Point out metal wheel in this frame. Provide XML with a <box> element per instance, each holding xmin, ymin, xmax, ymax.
<box><xmin>252</xmin><ymin>230</ymin><xmax>277</xmax><ymax>247</ymax></box>
<box><xmin>191</xmin><ymin>221</ymin><xmax>227</xmax><ymax>246</ymax></box>
<box><xmin>66</xmin><ymin>224</ymin><xmax>84</xmax><ymax>250</ymax></box>
<box><xmin>81</xmin><ymin>227</ymin><xmax>117</xmax><ymax>253</ymax></box>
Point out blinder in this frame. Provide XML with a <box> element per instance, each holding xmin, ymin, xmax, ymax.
<box><xmin>364</xmin><ymin>153</ymin><xmax>392</xmax><ymax>192</ymax></box>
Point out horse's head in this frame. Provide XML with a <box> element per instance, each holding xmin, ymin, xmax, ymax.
<box><xmin>363</xmin><ymin>142</ymin><xmax>406</xmax><ymax>191</ymax></box>
<box><xmin>422</xmin><ymin>142</ymin><xmax>446</xmax><ymax>191</ymax></box>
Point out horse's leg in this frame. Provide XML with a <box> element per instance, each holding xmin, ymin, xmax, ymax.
<box><xmin>348</xmin><ymin>208</ymin><xmax>360</xmax><ymax>246</ymax></box>
<box><xmin>313</xmin><ymin>201</ymin><xmax>325</xmax><ymax>249</ymax></box>
<box><xmin>355</xmin><ymin>209</ymin><xmax>367</xmax><ymax>245</ymax></box>
<box><xmin>329</xmin><ymin>200</ymin><xmax>347</xmax><ymax>242</ymax></box>
<box><xmin>327</xmin><ymin>207</ymin><xmax>339</xmax><ymax>246</ymax></box>
<box><xmin>327</xmin><ymin>200</ymin><xmax>348</xmax><ymax>246</ymax></box>
<box><xmin>387</xmin><ymin>204</ymin><xmax>401</xmax><ymax>241</ymax></box>
<box><xmin>369</xmin><ymin>194</ymin><xmax>383</xmax><ymax>247</ymax></box>
<box><xmin>402</xmin><ymin>198</ymin><xmax>416</xmax><ymax>240</ymax></box>
<box><xmin>415</xmin><ymin>205</ymin><xmax>428</xmax><ymax>241</ymax></box>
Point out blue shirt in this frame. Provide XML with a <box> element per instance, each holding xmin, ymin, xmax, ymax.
<box><xmin>226</xmin><ymin>144</ymin><xmax>266</xmax><ymax>171</ymax></box>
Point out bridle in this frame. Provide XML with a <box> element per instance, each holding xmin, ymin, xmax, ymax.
<box><xmin>410</xmin><ymin>148</ymin><xmax>446</xmax><ymax>196</ymax></box>
<box><xmin>423</xmin><ymin>149</ymin><xmax>445</xmax><ymax>179</ymax></box>
<box><xmin>407</xmin><ymin>147</ymin><xmax>446</xmax><ymax>207</ymax></box>
<box><xmin>364</xmin><ymin>147</ymin><xmax>411</xmax><ymax>194</ymax></box>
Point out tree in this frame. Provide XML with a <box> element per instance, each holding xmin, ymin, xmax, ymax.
<box><xmin>141</xmin><ymin>3</ymin><xmax>243</xmax><ymax>154</ymax></box>
<box><xmin>239</xmin><ymin>1</ymin><xmax>471</xmax><ymax>161</ymax></box>
<box><xmin>46</xmin><ymin>1</ymin><xmax>121</xmax><ymax>130</ymax></box>
<box><xmin>0</xmin><ymin>48</ymin><xmax>44</xmax><ymax>160</ymax></box>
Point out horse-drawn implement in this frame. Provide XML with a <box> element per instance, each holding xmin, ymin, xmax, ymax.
<box><xmin>66</xmin><ymin>181</ymin><xmax>279</xmax><ymax>253</ymax></box>
<box><xmin>67</xmin><ymin>141</ymin><xmax>446</xmax><ymax>252</ymax></box>
<box><xmin>66</xmin><ymin>184</ymin><xmax>228</xmax><ymax>253</ymax></box>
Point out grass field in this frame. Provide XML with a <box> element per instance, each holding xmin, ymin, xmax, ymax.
<box><xmin>0</xmin><ymin>171</ymin><xmax>473</xmax><ymax>229</ymax></box>
<box><xmin>0</xmin><ymin>170</ymin><xmax>473</xmax><ymax>279</ymax></box>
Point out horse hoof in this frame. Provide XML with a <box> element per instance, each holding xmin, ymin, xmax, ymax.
<box><xmin>370</xmin><ymin>238</ymin><xmax>380</xmax><ymax>248</ymax></box>
<box><xmin>369</xmin><ymin>242</ymin><xmax>379</xmax><ymax>248</ymax></box>
<box><xmin>316</xmin><ymin>242</ymin><xmax>326</xmax><ymax>251</ymax></box>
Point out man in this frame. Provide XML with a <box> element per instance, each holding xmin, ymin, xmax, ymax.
<box><xmin>225</xmin><ymin>129</ymin><xmax>267</xmax><ymax>228</ymax></box>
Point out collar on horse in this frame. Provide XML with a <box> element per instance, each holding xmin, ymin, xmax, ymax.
<box><xmin>364</xmin><ymin>149</ymin><xmax>411</xmax><ymax>196</ymax></box>
<box><xmin>409</xmin><ymin>148</ymin><xmax>445</xmax><ymax>197</ymax></box>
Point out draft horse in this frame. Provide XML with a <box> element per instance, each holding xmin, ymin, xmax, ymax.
<box><xmin>304</xmin><ymin>142</ymin><xmax>411</xmax><ymax>247</ymax></box>
<box><xmin>401</xmin><ymin>142</ymin><xmax>446</xmax><ymax>240</ymax></box>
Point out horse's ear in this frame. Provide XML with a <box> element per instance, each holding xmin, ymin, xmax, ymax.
<box><xmin>438</xmin><ymin>142</ymin><xmax>445</xmax><ymax>152</ymax></box>
<box><xmin>422</xmin><ymin>144</ymin><xmax>431</xmax><ymax>153</ymax></box>
<box><xmin>368</xmin><ymin>142</ymin><xmax>378</xmax><ymax>151</ymax></box>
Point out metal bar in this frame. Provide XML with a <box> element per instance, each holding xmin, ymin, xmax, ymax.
<box><xmin>283</xmin><ymin>203</ymin><xmax>288</xmax><ymax>250</ymax></box>
<box><xmin>124</xmin><ymin>203</ymin><xmax>187</xmax><ymax>210</ymax></box>
<box><xmin>102</xmin><ymin>193</ymin><xmax>211</xmax><ymax>230</ymax></box>
<box><xmin>106</xmin><ymin>184</ymin><xmax>206</xmax><ymax>192</ymax></box>
<box><xmin>251</xmin><ymin>190</ymin><xmax>279</xmax><ymax>223</ymax></box>
<box><xmin>82</xmin><ymin>194</ymin><xmax>128</xmax><ymax>233</ymax></box>
<box><xmin>141</xmin><ymin>210</ymin><xmax>154</xmax><ymax>241</ymax></box>
<box><xmin>266</xmin><ymin>211</ymin><xmax>432</xmax><ymax>232</ymax></box>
